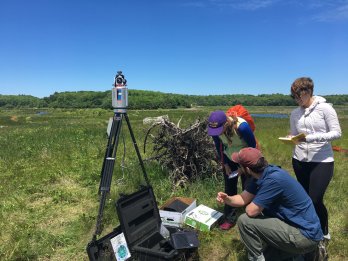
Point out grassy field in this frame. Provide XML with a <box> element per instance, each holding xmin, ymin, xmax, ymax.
<box><xmin>0</xmin><ymin>106</ymin><xmax>347</xmax><ymax>261</ymax></box>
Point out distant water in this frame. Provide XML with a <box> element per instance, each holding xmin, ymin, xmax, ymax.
<box><xmin>36</xmin><ymin>111</ymin><xmax>48</xmax><ymax>115</ymax></box>
<box><xmin>251</xmin><ymin>113</ymin><xmax>288</xmax><ymax>118</ymax></box>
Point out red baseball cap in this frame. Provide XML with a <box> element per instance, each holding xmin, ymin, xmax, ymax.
<box><xmin>231</xmin><ymin>147</ymin><xmax>263</xmax><ymax>168</ymax></box>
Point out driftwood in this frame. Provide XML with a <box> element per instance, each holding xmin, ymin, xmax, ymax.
<box><xmin>143</xmin><ymin>116</ymin><xmax>219</xmax><ymax>187</ymax></box>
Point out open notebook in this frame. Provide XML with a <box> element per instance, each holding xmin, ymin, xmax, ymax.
<box><xmin>278</xmin><ymin>133</ymin><xmax>306</xmax><ymax>145</ymax></box>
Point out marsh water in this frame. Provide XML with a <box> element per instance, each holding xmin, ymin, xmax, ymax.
<box><xmin>251</xmin><ymin>113</ymin><xmax>288</xmax><ymax>118</ymax></box>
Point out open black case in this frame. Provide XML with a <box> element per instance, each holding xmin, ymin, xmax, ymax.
<box><xmin>116</xmin><ymin>186</ymin><xmax>181</xmax><ymax>261</ymax></box>
<box><xmin>87</xmin><ymin>186</ymin><xmax>198</xmax><ymax>261</ymax></box>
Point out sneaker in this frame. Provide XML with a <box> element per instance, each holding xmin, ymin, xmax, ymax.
<box><xmin>318</xmin><ymin>240</ymin><xmax>329</xmax><ymax>260</ymax></box>
<box><xmin>304</xmin><ymin>240</ymin><xmax>328</xmax><ymax>261</ymax></box>
<box><xmin>323</xmin><ymin>232</ymin><xmax>331</xmax><ymax>241</ymax></box>
<box><xmin>219</xmin><ymin>221</ymin><xmax>235</xmax><ymax>230</ymax></box>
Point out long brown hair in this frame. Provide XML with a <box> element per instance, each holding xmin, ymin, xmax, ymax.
<box><xmin>224</xmin><ymin>119</ymin><xmax>238</xmax><ymax>146</ymax></box>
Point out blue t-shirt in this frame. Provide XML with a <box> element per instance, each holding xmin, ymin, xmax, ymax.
<box><xmin>246</xmin><ymin>165</ymin><xmax>323</xmax><ymax>241</ymax></box>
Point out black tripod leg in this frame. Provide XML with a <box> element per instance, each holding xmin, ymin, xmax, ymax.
<box><xmin>124</xmin><ymin>113</ymin><xmax>150</xmax><ymax>186</ymax></box>
<box><xmin>94</xmin><ymin>114</ymin><xmax>123</xmax><ymax>238</ymax></box>
<box><xmin>98</xmin><ymin>115</ymin><xmax>122</xmax><ymax>194</ymax></box>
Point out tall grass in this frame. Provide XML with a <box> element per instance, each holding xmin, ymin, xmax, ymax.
<box><xmin>0</xmin><ymin>107</ymin><xmax>347</xmax><ymax>261</ymax></box>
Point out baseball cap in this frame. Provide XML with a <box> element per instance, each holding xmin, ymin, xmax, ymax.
<box><xmin>231</xmin><ymin>147</ymin><xmax>263</xmax><ymax>168</ymax></box>
<box><xmin>207</xmin><ymin>110</ymin><xmax>227</xmax><ymax>136</ymax></box>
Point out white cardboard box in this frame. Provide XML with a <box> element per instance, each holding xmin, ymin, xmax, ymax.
<box><xmin>184</xmin><ymin>204</ymin><xmax>223</xmax><ymax>232</ymax></box>
<box><xmin>159</xmin><ymin>197</ymin><xmax>197</xmax><ymax>227</ymax></box>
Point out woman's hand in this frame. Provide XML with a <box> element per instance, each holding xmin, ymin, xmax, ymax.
<box><xmin>224</xmin><ymin>164</ymin><xmax>231</xmax><ymax>176</ymax></box>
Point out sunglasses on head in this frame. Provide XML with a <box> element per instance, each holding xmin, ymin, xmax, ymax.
<box><xmin>290</xmin><ymin>88</ymin><xmax>308</xmax><ymax>100</ymax></box>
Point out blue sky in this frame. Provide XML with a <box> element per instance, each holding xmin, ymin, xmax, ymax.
<box><xmin>0</xmin><ymin>0</ymin><xmax>347</xmax><ymax>98</ymax></box>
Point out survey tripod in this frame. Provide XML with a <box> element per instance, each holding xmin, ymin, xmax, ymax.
<box><xmin>91</xmin><ymin>72</ymin><xmax>150</xmax><ymax>241</ymax></box>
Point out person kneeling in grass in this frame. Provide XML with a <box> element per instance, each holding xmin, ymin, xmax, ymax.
<box><xmin>216</xmin><ymin>147</ymin><xmax>323</xmax><ymax>261</ymax></box>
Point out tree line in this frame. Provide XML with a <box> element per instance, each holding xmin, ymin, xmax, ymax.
<box><xmin>0</xmin><ymin>90</ymin><xmax>347</xmax><ymax>109</ymax></box>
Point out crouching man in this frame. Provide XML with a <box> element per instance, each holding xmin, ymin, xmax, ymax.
<box><xmin>216</xmin><ymin>147</ymin><xmax>323</xmax><ymax>261</ymax></box>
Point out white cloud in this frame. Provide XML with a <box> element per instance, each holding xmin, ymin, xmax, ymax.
<box><xmin>209</xmin><ymin>0</ymin><xmax>279</xmax><ymax>10</ymax></box>
<box><xmin>312</xmin><ymin>3</ymin><xmax>348</xmax><ymax>22</ymax></box>
<box><xmin>178</xmin><ymin>0</ymin><xmax>348</xmax><ymax>21</ymax></box>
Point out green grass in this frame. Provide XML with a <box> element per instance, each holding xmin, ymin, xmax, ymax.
<box><xmin>0</xmin><ymin>107</ymin><xmax>347</xmax><ymax>261</ymax></box>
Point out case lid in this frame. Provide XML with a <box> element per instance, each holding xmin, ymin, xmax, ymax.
<box><xmin>115</xmin><ymin>186</ymin><xmax>161</xmax><ymax>247</ymax></box>
<box><xmin>163</xmin><ymin>199</ymin><xmax>189</xmax><ymax>212</ymax></box>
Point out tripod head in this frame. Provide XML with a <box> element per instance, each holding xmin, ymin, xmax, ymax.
<box><xmin>112</xmin><ymin>71</ymin><xmax>128</xmax><ymax>112</ymax></box>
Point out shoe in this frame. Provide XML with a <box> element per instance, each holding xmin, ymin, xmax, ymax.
<box><xmin>323</xmin><ymin>232</ymin><xmax>331</xmax><ymax>241</ymax></box>
<box><xmin>219</xmin><ymin>221</ymin><xmax>235</xmax><ymax>230</ymax></box>
<box><xmin>304</xmin><ymin>241</ymin><xmax>328</xmax><ymax>261</ymax></box>
<box><xmin>318</xmin><ymin>240</ymin><xmax>329</xmax><ymax>260</ymax></box>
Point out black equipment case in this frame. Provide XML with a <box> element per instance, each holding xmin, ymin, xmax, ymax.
<box><xmin>116</xmin><ymin>186</ymin><xmax>182</xmax><ymax>261</ymax></box>
<box><xmin>87</xmin><ymin>226</ymin><xmax>123</xmax><ymax>261</ymax></box>
<box><xmin>87</xmin><ymin>186</ymin><xmax>199</xmax><ymax>261</ymax></box>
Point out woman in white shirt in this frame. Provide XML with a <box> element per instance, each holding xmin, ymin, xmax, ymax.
<box><xmin>289</xmin><ymin>77</ymin><xmax>341</xmax><ymax>240</ymax></box>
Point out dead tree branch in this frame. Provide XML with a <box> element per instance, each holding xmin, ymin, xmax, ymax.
<box><xmin>143</xmin><ymin>116</ymin><xmax>219</xmax><ymax>187</ymax></box>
